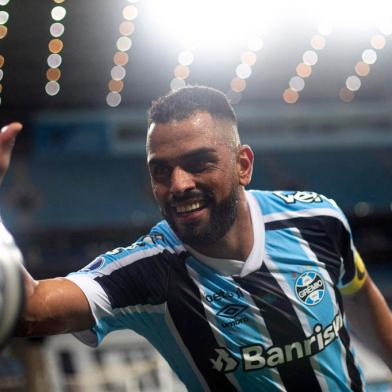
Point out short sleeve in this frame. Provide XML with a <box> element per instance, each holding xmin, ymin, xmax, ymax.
<box><xmin>65</xmin><ymin>273</ymin><xmax>112</xmax><ymax>347</ymax></box>
<box><xmin>66</xmin><ymin>234</ymin><xmax>172</xmax><ymax>347</ymax></box>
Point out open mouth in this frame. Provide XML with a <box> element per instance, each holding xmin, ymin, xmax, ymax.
<box><xmin>173</xmin><ymin>200</ymin><xmax>208</xmax><ymax>215</ymax></box>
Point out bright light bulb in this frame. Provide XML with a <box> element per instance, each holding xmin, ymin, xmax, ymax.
<box><xmin>45</xmin><ymin>81</ymin><xmax>60</xmax><ymax>96</ymax></box>
<box><xmin>51</xmin><ymin>6</ymin><xmax>66</xmax><ymax>22</ymax></box>
<box><xmin>106</xmin><ymin>92</ymin><xmax>122</xmax><ymax>107</ymax></box>
<box><xmin>346</xmin><ymin>75</ymin><xmax>361</xmax><ymax>91</ymax></box>
<box><xmin>146</xmin><ymin>0</ymin><xmax>270</xmax><ymax>48</ymax></box>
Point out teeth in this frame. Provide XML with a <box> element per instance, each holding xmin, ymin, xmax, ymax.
<box><xmin>176</xmin><ymin>202</ymin><xmax>203</xmax><ymax>213</ymax></box>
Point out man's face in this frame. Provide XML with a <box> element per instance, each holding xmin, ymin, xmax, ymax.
<box><xmin>147</xmin><ymin>112</ymin><xmax>241</xmax><ymax>247</ymax></box>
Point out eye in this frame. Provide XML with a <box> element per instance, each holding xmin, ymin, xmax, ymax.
<box><xmin>184</xmin><ymin>160</ymin><xmax>213</xmax><ymax>174</ymax></box>
<box><xmin>151</xmin><ymin>165</ymin><xmax>171</xmax><ymax>182</ymax></box>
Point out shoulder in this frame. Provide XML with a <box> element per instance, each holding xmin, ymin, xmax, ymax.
<box><xmin>74</xmin><ymin>221</ymin><xmax>184</xmax><ymax>277</ymax></box>
<box><xmin>248</xmin><ymin>189</ymin><xmax>349</xmax><ymax>232</ymax></box>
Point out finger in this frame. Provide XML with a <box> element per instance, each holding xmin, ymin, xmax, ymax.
<box><xmin>0</xmin><ymin>123</ymin><xmax>23</xmax><ymax>152</ymax></box>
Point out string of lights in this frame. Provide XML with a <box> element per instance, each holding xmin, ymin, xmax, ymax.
<box><xmin>339</xmin><ymin>21</ymin><xmax>392</xmax><ymax>103</ymax></box>
<box><xmin>227</xmin><ymin>30</ymin><xmax>264</xmax><ymax>105</ymax></box>
<box><xmin>106</xmin><ymin>0</ymin><xmax>139</xmax><ymax>108</ymax></box>
<box><xmin>0</xmin><ymin>0</ymin><xmax>11</xmax><ymax>105</ymax></box>
<box><xmin>1</xmin><ymin>1</ymin><xmax>392</xmax><ymax>107</ymax></box>
<box><xmin>169</xmin><ymin>47</ymin><xmax>195</xmax><ymax>91</ymax></box>
<box><xmin>283</xmin><ymin>22</ymin><xmax>332</xmax><ymax>104</ymax></box>
<box><xmin>45</xmin><ymin>0</ymin><xmax>67</xmax><ymax>97</ymax></box>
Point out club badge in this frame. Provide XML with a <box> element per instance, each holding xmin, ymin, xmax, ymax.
<box><xmin>295</xmin><ymin>271</ymin><xmax>325</xmax><ymax>306</ymax></box>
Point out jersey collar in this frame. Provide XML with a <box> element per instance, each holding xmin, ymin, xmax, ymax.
<box><xmin>183</xmin><ymin>191</ymin><xmax>265</xmax><ymax>277</ymax></box>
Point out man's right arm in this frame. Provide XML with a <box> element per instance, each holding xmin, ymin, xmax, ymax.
<box><xmin>0</xmin><ymin>123</ymin><xmax>95</xmax><ymax>338</ymax></box>
<box><xmin>15</xmin><ymin>265</ymin><xmax>95</xmax><ymax>337</ymax></box>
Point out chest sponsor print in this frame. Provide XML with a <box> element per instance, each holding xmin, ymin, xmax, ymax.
<box><xmin>210</xmin><ymin>311</ymin><xmax>344</xmax><ymax>373</ymax></box>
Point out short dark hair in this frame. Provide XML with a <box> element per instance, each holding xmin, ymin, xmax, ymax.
<box><xmin>147</xmin><ymin>85</ymin><xmax>237</xmax><ymax>128</ymax></box>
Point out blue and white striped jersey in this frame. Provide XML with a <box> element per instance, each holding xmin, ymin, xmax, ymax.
<box><xmin>67</xmin><ymin>190</ymin><xmax>368</xmax><ymax>392</ymax></box>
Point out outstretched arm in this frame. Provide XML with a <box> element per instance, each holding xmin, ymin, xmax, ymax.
<box><xmin>0</xmin><ymin>123</ymin><xmax>95</xmax><ymax>337</ymax></box>
<box><xmin>343</xmin><ymin>276</ymin><xmax>392</xmax><ymax>370</ymax></box>
<box><xmin>16</xmin><ymin>265</ymin><xmax>94</xmax><ymax>336</ymax></box>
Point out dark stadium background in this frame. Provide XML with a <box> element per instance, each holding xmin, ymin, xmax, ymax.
<box><xmin>0</xmin><ymin>0</ymin><xmax>391</xmax><ymax>390</ymax></box>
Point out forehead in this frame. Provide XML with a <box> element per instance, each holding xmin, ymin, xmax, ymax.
<box><xmin>147</xmin><ymin>112</ymin><xmax>228</xmax><ymax>162</ymax></box>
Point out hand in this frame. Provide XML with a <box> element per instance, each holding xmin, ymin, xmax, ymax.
<box><xmin>0</xmin><ymin>122</ymin><xmax>23</xmax><ymax>185</ymax></box>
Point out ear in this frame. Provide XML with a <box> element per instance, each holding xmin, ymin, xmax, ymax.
<box><xmin>237</xmin><ymin>145</ymin><xmax>254</xmax><ymax>186</ymax></box>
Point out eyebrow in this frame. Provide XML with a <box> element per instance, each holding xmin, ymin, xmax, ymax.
<box><xmin>148</xmin><ymin>147</ymin><xmax>218</xmax><ymax>167</ymax></box>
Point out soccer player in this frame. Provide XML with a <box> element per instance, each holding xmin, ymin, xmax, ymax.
<box><xmin>1</xmin><ymin>86</ymin><xmax>392</xmax><ymax>391</ymax></box>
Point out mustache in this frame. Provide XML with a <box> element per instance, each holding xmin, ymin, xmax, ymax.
<box><xmin>166</xmin><ymin>189</ymin><xmax>214</xmax><ymax>206</ymax></box>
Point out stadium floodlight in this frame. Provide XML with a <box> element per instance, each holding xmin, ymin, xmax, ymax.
<box><xmin>146</xmin><ymin>0</ymin><xmax>269</xmax><ymax>48</ymax></box>
<box><xmin>147</xmin><ymin>0</ymin><xmax>392</xmax><ymax>49</ymax></box>
<box><xmin>303</xmin><ymin>0</ymin><xmax>392</xmax><ymax>28</ymax></box>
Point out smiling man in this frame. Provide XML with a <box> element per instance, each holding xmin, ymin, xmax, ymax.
<box><xmin>2</xmin><ymin>86</ymin><xmax>392</xmax><ymax>391</ymax></box>
<box><xmin>146</xmin><ymin>103</ymin><xmax>253</xmax><ymax>259</ymax></box>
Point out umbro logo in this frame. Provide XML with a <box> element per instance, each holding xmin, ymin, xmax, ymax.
<box><xmin>204</xmin><ymin>288</ymin><xmax>249</xmax><ymax>328</ymax></box>
<box><xmin>217</xmin><ymin>304</ymin><xmax>248</xmax><ymax>319</ymax></box>
<box><xmin>217</xmin><ymin>304</ymin><xmax>249</xmax><ymax>328</ymax></box>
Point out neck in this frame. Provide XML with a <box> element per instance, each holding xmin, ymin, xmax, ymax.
<box><xmin>191</xmin><ymin>190</ymin><xmax>253</xmax><ymax>261</ymax></box>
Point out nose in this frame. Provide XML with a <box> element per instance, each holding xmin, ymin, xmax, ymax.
<box><xmin>169</xmin><ymin>166</ymin><xmax>196</xmax><ymax>196</ymax></box>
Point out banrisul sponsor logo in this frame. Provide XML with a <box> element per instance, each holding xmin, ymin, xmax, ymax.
<box><xmin>210</xmin><ymin>348</ymin><xmax>239</xmax><ymax>373</ymax></box>
<box><xmin>210</xmin><ymin>312</ymin><xmax>344</xmax><ymax>373</ymax></box>
<box><xmin>295</xmin><ymin>271</ymin><xmax>325</xmax><ymax>306</ymax></box>
<box><xmin>241</xmin><ymin>312</ymin><xmax>344</xmax><ymax>371</ymax></box>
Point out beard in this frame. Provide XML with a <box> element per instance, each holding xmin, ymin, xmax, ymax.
<box><xmin>161</xmin><ymin>184</ymin><xmax>240</xmax><ymax>247</ymax></box>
